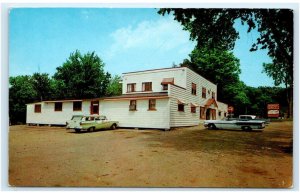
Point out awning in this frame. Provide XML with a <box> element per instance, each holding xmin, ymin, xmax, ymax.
<box><xmin>205</xmin><ymin>98</ymin><xmax>218</xmax><ymax>108</ymax></box>
<box><xmin>191</xmin><ymin>103</ymin><xmax>200</xmax><ymax>107</ymax></box>
<box><xmin>161</xmin><ymin>78</ymin><xmax>174</xmax><ymax>85</ymax></box>
<box><xmin>177</xmin><ymin>99</ymin><xmax>187</xmax><ymax>105</ymax></box>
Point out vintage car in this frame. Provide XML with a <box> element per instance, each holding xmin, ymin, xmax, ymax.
<box><xmin>204</xmin><ymin>117</ymin><xmax>266</xmax><ymax>131</ymax></box>
<box><xmin>66</xmin><ymin>115</ymin><xmax>118</xmax><ymax>132</ymax></box>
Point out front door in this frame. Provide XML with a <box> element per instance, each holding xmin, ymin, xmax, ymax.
<box><xmin>206</xmin><ymin>108</ymin><xmax>211</xmax><ymax>120</ymax></box>
<box><xmin>90</xmin><ymin>101</ymin><xmax>99</xmax><ymax>115</ymax></box>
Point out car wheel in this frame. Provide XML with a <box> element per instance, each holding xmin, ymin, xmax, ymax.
<box><xmin>75</xmin><ymin>129</ymin><xmax>80</xmax><ymax>133</ymax></box>
<box><xmin>89</xmin><ymin>127</ymin><xmax>95</xmax><ymax>132</ymax></box>
<box><xmin>110</xmin><ymin>124</ymin><xmax>117</xmax><ymax>130</ymax></box>
<box><xmin>208</xmin><ymin>124</ymin><xmax>216</xmax><ymax>130</ymax></box>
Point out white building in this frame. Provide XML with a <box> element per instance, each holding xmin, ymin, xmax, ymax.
<box><xmin>26</xmin><ymin>67</ymin><xmax>228</xmax><ymax>130</ymax></box>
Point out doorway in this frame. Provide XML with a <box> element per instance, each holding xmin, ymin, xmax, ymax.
<box><xmin>90</xmin><ymin>101</ymin><xmax>99</xmax><ymax>115</ymax></box>
<box><xmin>206</xmin><ymin>108</ymin><xmax>211</xmax><ymax>120</ymax></box>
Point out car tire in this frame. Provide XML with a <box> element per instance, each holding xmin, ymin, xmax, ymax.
<box><xmin>89</xmin><ymin>127</ymin><xmax>95</xmax><ymax>132</ymax></box>
<box><xmin>208</xmin><ymin>124</ymin><xmax>216</xmax><ymax>130</ymax></box>
<box><xmin>75</xmin><ymin>129</ymin><xmax>80</xmax><ymax>133</ymax></box>
<box><xmin>110</xmin><ymin>124</ymin><xmax>117</xmax><ymax>130</ymax></box>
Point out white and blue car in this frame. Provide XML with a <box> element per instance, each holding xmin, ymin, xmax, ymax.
<box><xmin>204</xmin><ymin>115</ymin><xmax>266</xmax><ymax>131</ymax></box>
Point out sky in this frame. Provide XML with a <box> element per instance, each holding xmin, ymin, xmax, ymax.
<box><xmin>9</xmin><ymin>8</ymin><xmax>274</xmax><ymax>87</ymax></box>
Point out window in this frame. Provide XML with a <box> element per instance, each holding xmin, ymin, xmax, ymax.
<box><xmin>54</xmin><ymin>102</ymin><xmax>62</xmax><ymax>111</ymax></box>
<box><xmin>200</xmin><ymin>107</ymin><xmax>205</xmax><ymax>119</ymax></box>
<box><xmin>191</xmin><ymin>83</ymin><xmax>197</xmax><ymax>95</ymax></box>
<box><xmin>212</xmin><ymin>92</ymin><xmax>215</xmax><ymax>99</ymax></box>
<box><xmin>148</xmin><ymin>99</ymin><xmax>156</xmax><ymax>110</ymax></box>
<box><xmin>202</xmin><ymin>87</ymin><xmax>206</xmax><ymax>98</ymax></box>
<box><xmin>191</xmin><ymin>106</ymin><xmax>196</xmax><ymax>113</ymax></box>
<box><xmin>73</xmin><ymin>101</ymin><xmax>82</xmax><ymax>111</ymax></box>
<box><xmin>127</xmin><ymin>83</ymin><xmax>136</xmax><ymax>93</ymax></box>
<box><xmin>218</xmin><ymin>111</ymin><xmax>221</xmax><ymax>116</ymax></box>
<box><xmin>178</xmin><ymin>104</ymin><xmax>184</xmax><ymax>112</ymax></box>
<box><xmin>34</xmin><ymin>104</ymin><xmax>41</xmax><ymax>113</ymax></box>
<box><xmin>224</xmin><ymin>113</ymin><xmax>227</xmax><ymax>117</ymax></box>
<box><xmin>129</xmin><ymin>100</ymin><xmax>137</xmax><ymax>111</ymax></box>
<box><xmin>142</xmin><ymin>82</ymin><xmax>152</xmax><ymax>92</ymax></box>
<box><xmin>162</xmin><ymin>84</ymin><xmax>168</xmax><ymax>90</ymax></box>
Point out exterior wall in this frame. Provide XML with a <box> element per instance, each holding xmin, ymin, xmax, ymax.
<box><xmin>168</xmin><ymin>68</ymin><xmax>221</xmax><ymax>127</ymax></box>
<box><xmin>26</xmin><ymin>101</ymin><xmax>91</xmax><ymax>125</ymax></box>
<box><xmin>100</xmin><ymin>98</ymin><xmax>170</xmax><ymax>129</ymax></box>
<box><xmin>122</xmin><ymin>67</ymin><xmax>187</xmax><ymax>94</ymax></box>
<box><xmin>168</xmin><ymin>84</ymin><xmax>200</xmax><ymax>127</ymax></box>
<box><xmin>217</xmin><ymin>101</ymin><xmax>228</xmax><ymax>119</ymax></box>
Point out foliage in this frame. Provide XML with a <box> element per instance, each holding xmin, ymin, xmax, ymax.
<box><xmin>53</xmin><ymin>50</ymin><xmax>111</xmax><ymax>99</ymax></box>
<box><xmin>9</xmin><ymin>76</ymin><xmax>38</xmax><ymax>124</ymax></box>
<box><xmin>159</xmin><ymin>8</ymin><xmax>293</xmax><ymax>117</ymax></box>
<box><xmin>178</xmin><ymin>47</ymin><xmax>250</xmax><ymax>115</ymax></box>
<box><xmin>32</xmin><ymin>73</ymin><xmax>52</xmax><ymax>101</ymax></box>
<box><xmin>106</xmin><ymin>75</ymin><xmax>122</xmax><ymax>96</ymax></box>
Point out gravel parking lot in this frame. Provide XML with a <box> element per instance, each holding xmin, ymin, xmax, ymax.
<box><xmin>9</xmin><ymin>121</ymin><xmax>293</xmax><ymax>188</ymax></box>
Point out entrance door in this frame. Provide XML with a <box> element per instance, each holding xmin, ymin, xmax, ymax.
<box><xmin>206</xmin><ymin>108</ymin><xmax>211</xmax><ymax>120</ymax></box>
<box><xmin>211</xmin><ymin>109</ymin><xmax>216</xmax><ymax>120</ymax></box>
<box><xmin>90</xmin><ymin>101</ymin><xmax>99</xmax><ymax>115</ymax></box>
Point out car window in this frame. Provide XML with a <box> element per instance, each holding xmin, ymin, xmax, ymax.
<box><xmin>72</xmin><ymin>116</ymin><xmax>83</xmax><ymax>121</ymax></box>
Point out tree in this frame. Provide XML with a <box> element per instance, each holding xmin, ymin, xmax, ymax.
<box><xmin>9</xmin><ymin>76</ymin><xmax>38</xmax><ymax>124</ymax></box>
<box><xmin>158</xmin><ymin>8</ymin><xmax>293</xmax><ymax>117</ymax></box>
<box><xmin>53</xmin><ymin>50</ymin><xmax>111</xmax><ymax>99</ymax></box>
<box><xmin>32</xmin><ymin>73</ymin><xmax>52</xmax><ymax>101</ymax></box>
<box><xmin>106</xmin><ymin>75</ymin><xmax>122</xmax><ymax>96</ymax></box>
<box><xmin>178</xmin><ymin>47</ymin><xmax>249</xmax><ymax>115</ymax></box>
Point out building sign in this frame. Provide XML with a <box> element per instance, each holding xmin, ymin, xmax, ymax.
<box><xmin>267</xmin><ymin>103</ymin><xmax>280</xmax><ymax>118</ymax></box>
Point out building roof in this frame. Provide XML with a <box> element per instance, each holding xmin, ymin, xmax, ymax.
<box><xmin>122</xmin><ymin>67</ymin><xmax>186</xmax><ymax>75</ymax></box>
<box><xmin>205</xmin><ymin>98</ymin><xmax>218</xmax><ymax>108</ymax></box>
<box><xmin>102</xmin><ymin>92</ymin><xmax>169</xmax><ymax>100</ymax></box>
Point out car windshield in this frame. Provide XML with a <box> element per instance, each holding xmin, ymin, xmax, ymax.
<box><xmin>72</xmin><ymin>116</ymin><xmax>83</xmax><ymax>121</ymax></box>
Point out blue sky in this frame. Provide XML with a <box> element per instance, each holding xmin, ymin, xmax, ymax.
<box><xmin>9</xmin><ymin>8</ymin><xmax>274</xmax><ymax>87</ymax></box>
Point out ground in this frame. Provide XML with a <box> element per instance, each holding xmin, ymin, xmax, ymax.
<box><xmin>9</xmin><ymin>121</ymin><xmax>293</xmax><ymax>188</ymax></box>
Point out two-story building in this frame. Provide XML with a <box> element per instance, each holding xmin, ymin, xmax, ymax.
<box><xmin>26</xmin><ymin>67</ymin><xmax>228</xmax><ymax>130</ymax></box>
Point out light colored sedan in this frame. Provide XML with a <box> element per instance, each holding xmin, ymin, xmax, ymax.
<box><xmin>204</xmin><ymin>117</ymin><xmax>265</xmax><ymax>131</ymax></box>
<box><xmin>66</xmin><ymin>115</ymin><xmax>118</xmax><ymax>132</ymax></box>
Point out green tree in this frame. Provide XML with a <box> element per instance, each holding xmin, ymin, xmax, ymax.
<box><xmin>32</xmin><ymin>73</ymin><xmax>52</xmax><ymax>101</ymax></box>
<box><xmin>158</xmin><ymin>8</ymin><xmax>293</xmax><ymax>117</ymax></box>
<box><xmin>53</xmin><ymin>50</ymin><xmax>111</xmax><ymax>99</ymax></box>
<box><xmin>106</xmin><ymin>75</ymin><xmax>122</xmax><ymax>96</ymax></box>
<box><xmin>9</xmin><ymin>75</ymin><xmax>38</xmax><ymax>124</ymax></box>
<box><xmin>178</xmin><ymin>47</ymin><xmax>249</xmax><ymax>115</ymax></box>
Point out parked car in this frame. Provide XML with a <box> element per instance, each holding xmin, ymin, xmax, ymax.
<box><xmin>239</xmin><ymin>115</ymin><xmax>270</xmax><ymax>124</ymax></box>
<box><xmin>66</xmin><ymin>115</ymin><xmax>118</xmax><ymax>132</ymax></box>
<box><xmin>204</xmin><ymin>117</ymin><xmax>265</xmax><ymax>131</ymax></box>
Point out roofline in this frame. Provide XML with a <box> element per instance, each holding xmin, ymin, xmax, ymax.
<box><xmin>122</xmin><ymin>66</ymin><xmax>186</xmax><ymax>75</ymax></box>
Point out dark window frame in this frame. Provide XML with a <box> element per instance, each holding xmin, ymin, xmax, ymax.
<box><xmin>73</xmin><ymin>101</ymin><xmax>82</xmax><ymax>111</ymax></box>
<box><xmin>200</xmin><ymin>107</ymin><xmax>205</xmax><ymax>119</ymax></box>
<box><xmin>162</xmin><ymin>84</ymin><xmax>168</xmax><ymax>90</ymax></box>
<box><xmin>54</xmin><ymin>102</ymin><xmax>63</xmax><ymax>111</ymax></box>
<box><xmin>148</xmin><ymin>99</ymin><xmax>156</xmax><ymax>110</ymax></box>
<box><xmin>191</xmin><ymin>106</ymin><xmax>196</xmax><ymax>113</ymax></box>
<box><xmin>178</xmin><ymin>104</ymin><xmax>184</xmax><ymax>112</ymax></box>
<box><xmin>142</xmin><ymin>82</ymin><xmax>152</xmax><ymax>92</ymax></box>
<box><xmin>129</xmin><ymin>100</ymin><xmax>137</xmax><ymax>111</ymax></box>
<box><xmin>191</xmin><ymin>83</ymin><xmax>197</xmax><ymax>95</ymax></box>
<box><xmin>202</xmin><ymin>87</ymin><xmax>206</xmax><ymax>99</ymax></box>
<box><xmin>34</xmin><ymin>104</ymin><xmax>41</xmax><ymax>113</ymax></box>
<box><xmin>127</xmin><ymin>83</ymin><xmax>136</xmax><ymax>93</ymax></box>
<box><xmin>212</xmin><ymin>92</ymin><xmax>215</xmax><ymax>99</ymax></box>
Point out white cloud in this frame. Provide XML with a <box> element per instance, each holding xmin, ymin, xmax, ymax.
<box><xmin>107</xmin><ymin>17</ymin><xmax>194</xmax><ymax>58</ymax></box>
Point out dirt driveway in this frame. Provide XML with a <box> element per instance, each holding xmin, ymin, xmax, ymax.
<box><xmin>9</xmin><ymin>121</ymin><xmax>293</xmax><ymax>188</ymax></box>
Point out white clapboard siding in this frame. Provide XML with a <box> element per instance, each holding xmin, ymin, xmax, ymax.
<box><xmin>26</xmin><ymin>101</ymin><xmax>91</xmax><ymax>125</ymax></box>
<box><xmin>122</xmin><ymin>67</ymin><xmax>186</xmax><ymax>94</ymax></box>
<box><xmin>168</xmin><ymin>68</ymin><xmax>227</xmax><ymax>127</ymax></box>
<box><xmin>100</xmin><ymin>98</ymin><xmax>170</xmax><ymax>129</ymax></box>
